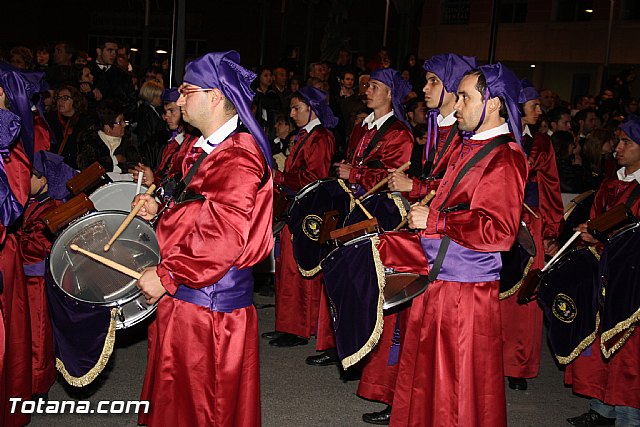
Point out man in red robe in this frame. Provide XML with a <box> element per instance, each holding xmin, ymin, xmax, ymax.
<box><xmin>135</xmin><ymin>51</ymin><xmax>273</xmax><ymax>427</ymax></box>
<box><xmin>499</xmin><ymin>81</ymin><xmax>564</xmax><ymax>391</ymax></box>
<box><xmin>390</xmin><ymin>64</ymin><xmax>527</xmax><ymax>426</ymax></box>
<box><xmin>314</xmin><ymin>68</ymin><xmax>413</xmax><ymax>369</ymax></box>
<box><xmin>362</xmin><ymin>53</ymin><xmax>477</xmax><ymax>425</ymax></box>
<box><xmin>265</xmin><ymin>86</ymin><xmax>337</xmax><ymax>348</ymax></box>
<box><xmin>565</xmin><ymin>116</ymin><xmax>640</xmax><ymax>427</ymax></box>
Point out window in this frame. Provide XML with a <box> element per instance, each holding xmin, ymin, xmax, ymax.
<box><xmin>500</xmin><ymin>0</ymin><xmax>528</xmax><ymax>23</ymax></box>
<box><xmin>441</xmin><ymin>0</ymin><xmax>470</xmax><ymax>25</ymax></box>
<box><xmin>555</xmin><ymin>0</ymin><xmax>593</xmax><ymax>22</ymax></box>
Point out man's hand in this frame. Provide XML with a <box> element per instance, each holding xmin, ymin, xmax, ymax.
<box><xmin>543</xmin><ymin>238</ymin><xmax>559</xmax><ymax>256</ymax></box>
<box><xmin>132</xmin><ymin>163</ymin><xmax>154</xmax><ymax>186</ymax></box>
<box><xmin>387</xmin><ymin>167</ymin><xmax>413</xmax><ymax>192</ymax></box>
<box><xmin>137</xmin><ymin>266</ymin><xmax>167</xmax><ymax>305</ymax></box>
<box><xmin>133</xmin><ymin>193</ymin><xmax>159</xmax><ymax>221</ymax></box>
<box><xmin>576</xmin><ymin>222</ymin><xmax>598</xmax><ymax>244</ymax></box>
<box><xmin>407</xmin><ymin>203</ymin><xmax>430</xmax><ymax>229</ymax></box>
<box><xmin>333</xmin><ymin>161</ymin><xmax>353</xmax><ymax>180</ymax></box>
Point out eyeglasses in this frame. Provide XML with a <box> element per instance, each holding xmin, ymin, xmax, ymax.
<box><xmin>113</xmin><ymin>120</ymin><xmax>129</xmax><ymax>126</ymax></box>
<box><xmin>177</xmin><ymin>85</ymin><xmax>214</xmax><ymax>96</ymax></box>
<box><xmin>55</xmin><ymin>95</ymin><xmax>72</xmax><ymax>102</ymax></box>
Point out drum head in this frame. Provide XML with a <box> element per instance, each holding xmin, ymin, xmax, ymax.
<box><xmin>89</xmin><ymin>181</ymin><xmax>149</xmax><ymax>212</ymax></box>
<box><xmin>49</xmin><ymin>211</ymin><xmax>160</xmax><ymax>309</ymax></box>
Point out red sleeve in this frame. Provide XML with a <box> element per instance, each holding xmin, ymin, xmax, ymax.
<box><xmin>426</xmin><ymin>143</ymin><xmax>528</xmax><ymax>252</ymax></box>
<box><xmin>349</xmin><ymin>125</ymin><xmax>413</xmax><ymax>191</ymax></box>
<box><xmin>409</xmin><ymin>177</ymin><xmax>428</xmax><ymax>201</ymax></box>
<box><xmin>4</xmin><ymin>143</ymin><xmax>31</xmax><ymax>209</ymax></box>
<box><xmin>18</xmin><ymin>200</ymin><xmax>59</xmax><ymax>264</ymax></box>
<box><xmin>280</xmin><ymin>128</ymin><xmax>334</xmax><ymax>191</ymax></box>
<box><xmin>530</xmin><ymin>134</ymin><xmax>564</xmax><ymax>239</ymax></box>
<box><xmin>156</xmin><ymin>135</ymin><xmax>273</xmax><ymax>293</ymax></box>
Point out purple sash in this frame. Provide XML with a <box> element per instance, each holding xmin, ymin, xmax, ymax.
<box><xmin>172</xmin><ymin>267</ymin><xmax>254</xmax><ymax>313</ymax></box>
<box><xmin>23</xmin><ymin>260</ymin><xmax>46</xmax><ymax>277</ymax></box>
<box><xmin>524</xmin><ymin>181</ymin><xmax>539</xmax><ymax>208</ymax></box>
<box><xmin>420</xmin><ymin>237</ymin><xmax>501</xmax><ymax>282</ymax></box>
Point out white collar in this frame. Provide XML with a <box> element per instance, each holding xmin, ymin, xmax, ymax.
<box><xmin>523</xmin><ymin>125</ymin><xmax>532</xmax><ymax>137</ymax></box>
<box><xmin>617</xmin><ymin>166</ymin><xmax>640</xmax><ymax>184</ymax></box>
<box><xmin>97</xmin><ymin>63</ymin><xmax>111</xmax><ymax>71</ymax></box>
<box><xmin>175</xmin><ymin>131</ymin><xmax>185</xmax><ymax>145</ymax></box>
<box><xmin>362</xmin><ymin>110</ymin><xmax>394</xmax><ymax>130</ymax></box>
<box><xmin>437</xmin><ymin>110</ymin><xmax>457</xmax><ymax>127</ymax></box>
<box><xmin>547</xmin><ymin>129</ymin><xmax>553</xmax><ymax>137</ymax></box>
<box><xmin>303</xmin><ymin>118</ymin><xmax>321</xmax><ymax>133</ymax></box>
<box><xmin>194</xmin><ymin>115</ymin><xmax>239</xmax><ymax>154</ymax></box>
<box><xmin>471</xmin><ymin>122</ymin><xmax>510</xmax><ymax>140</ymax></box>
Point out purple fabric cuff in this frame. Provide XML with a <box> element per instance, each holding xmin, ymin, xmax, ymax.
<box><xmin>24</xmin><ymin>260</ymin><xmax>46</xmax><ymax>277</ymax></box>
<box><xmin>172</xmin><ymin>267</ymin><xmax>254</xmax><ymax>313</ymax></box>
<box><xmin>524</xmin><ymin>181</ymin><xmax>539</xmax><ymax>208</ymax></box>
<box><xmin>420</xmin><ymin>236</ymin><xmax>501</xmax><ymax>282</ymax></box>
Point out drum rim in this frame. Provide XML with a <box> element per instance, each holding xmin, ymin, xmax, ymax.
<box><xmin>49</xmin><ymin>210</ymin><xmax>159</xmax><ymax>307</ymax></box>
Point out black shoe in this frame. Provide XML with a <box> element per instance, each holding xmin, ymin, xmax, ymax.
<box><xmin>261</xmin><ymin>330</ymin><xmax>283</xmax><ymax>340</ymax></box>
<box><xmin>507</xmin><ymin>377</ymin><xmax>528</xmax><ymax>391</ymax></box>
<box><xmin>305</xmin><ymin>348</ymin><xmax>339</xmax><ymax>366</ymax></box>
<box><xmin>362</xmin><ymin>405</ymin><xmax>392</xmax><ymax>425</ymax></box>
<box><xmin>567</xmin><ymin>410</ymin><xmax>616</xmax><ymax>426</ymax></box>
<box><xmin>269</xmin><ymin>333</ymin><xmax>308</xmax><ymax>347</ymax></box>
<box><xmin>340</xmin><ymin>367</ymin><xmax>361</xmax><ymax>382</ymax></box>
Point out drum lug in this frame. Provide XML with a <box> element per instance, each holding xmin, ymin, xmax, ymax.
<box><xmin>136</xmin><ymin>300</ymin><xmax>148</xmax><ymax>311</ymax></box>
<box><xmin>117</xmin><ymin>307</ymin><xmax>125</xmax><ymax>323</ymax></box>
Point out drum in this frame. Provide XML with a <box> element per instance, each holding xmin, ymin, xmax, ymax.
<box><xmin>599</xmin><ymin>221</ymin><xmax>640</xmax><ymax>356</ymax></box>
<box><xmin>558</xmin><ymin>191</ymin><xmax>596</xmax><ymax>245</ymax></box>
<box><xmin>342</xmin><ymin>191</ymin><xmax>410</xmax><ymax>232</ymax></box>
<box><xmin>537</xmin><ymin>246</ymin><xmax>599</xmax><ymax>364</ymax></box>
<box><xmin>287</xmin><ymin>178</ymin><xmax>354</xmax><ymax>277</ymax></box>
<box><xmin>499</xmin><ymin>221</ymin><xmax>536</xmax><ymax>299</ymax></box>
<box><xmin>273</xmin><ymin>185</ymin><xmax>295</xmax><ymax>235</ymax></box>
<box><xmin>49</xmin><ymin>211</ymin><xmax>160</xmax><ymax>329</ymax></box>
<box><xmin>89</xmin><ymin>181</ymin><xmax>150</xmax><ymax>212</ymax></box>
<box><xmin>321</xmin><ymin>233</ymin><xmax>427</xmax><ymax>368</ymax></box>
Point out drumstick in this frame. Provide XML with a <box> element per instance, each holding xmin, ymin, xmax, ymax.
<box><xmin>104</xmin><ymin>184</ymin><xmax>156</xmax><ymax>252</ymax></box>
<box><xmin>359</xmin><ymin>161</ymin><xmax>411</xmax><ymax>200</ymax></box>
<box><xmin>393</xmin><ymin>190</ymin><xmax>437</xmax><ymax>231</ymax></box>
<box><xmin>135</xmin><ymin>170</ymin><xmax>143</xmax><ymax>195</ymax></box>
<box><xmin>541</xmin><ymin>230</ymin><xmax>581</xmax><ymax>273</ymax></box>
<box><xmin>523</xmin><ymin>202</ymin><xmax>539</xmax><ymax>219</ymax></box>
<box><xmin>70</xmin><ymin>244</ymin><xmax>141</xmax><ymax>279</ymax></box>
<box><xmin>341</xmin><ymin>181</ymin><xmax>374</xmax><ymax>219</ymax></box>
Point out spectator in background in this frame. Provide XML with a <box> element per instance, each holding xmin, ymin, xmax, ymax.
<box><xmin>77</xmin><ymin>65</ymin><xmax>102</xmax><ymax>111</ymax></box>
<box><xmin>540</xmin><ymin>88</ymin><xmax>557</xmax><ymax>113</ymax></box>
<box><xmin>289</xmin><ymin>74</ymin><xmax>302</xmax><ymax>94</ymax></box>
<box><xmin>135</xmin><ymin>80</ymin><xmax>167</xmax><ymax>166</ymax></box>
<box><xmin>34</xmin><ymin>44</ymin><xmax>51</xmax><ymax>72</ymax></box>
<box><xmin>77</xmin><ymin>99</ymin><xmax>139</xmax><ymax>173</ymax></box>
<box><xmin>74</xmin><ymin>50</ymin><xmax>90</xmax><ymax>67</ymax></box>
<box><xmin>47</xmin><ymin>41</ymin><xmax>77</xmax><ymax>87</ymax></box>
<box><xmin>253</xmin><ymin>66</ymin><xmax>281</xmax><ymax>136</ymax></box>
<box><xmin>271</xmin><ymin>114</ymin><xmax>295</xmax><ymax>172</ymax></box>
<box><xmin>9</xmin><ymin>46</ymin><xmax>33</xmax><ymax>70</ymax></box>
<box><xmin>552</xmin><ymin>130</ymin><xmax>593</xmax><ymax>193</ymax></box>
<box><xmin>574</xmin><ymin>108</ymin><xmax>598</xmax><ymax>144</ymax></box>
<box><xmin>272</xmin><ymin>66</ymin><xmax>291</xmax><ymax>111</ymax></box>
<box><xmin>46</xmin><ymin>85</ymin><xmax>90</xmax><ymax>169</ymax></box>
<box><xmin>548</xmin><ymin>106</ymin><xmax>572</xmax><ymax>136</ymax></box>
<box><xmin>91</xmin><ymin>38</ymin><xmax>137</xmax><ymax>120</ymax></box>
<box><xmin>354</xmin><ymin>53</ymin><xmax>368</xmax><ymax>78</ymax></box>
<box><xmin>582</xmin><ymin>128</ymin><xmax>617</xmax><ymax>184</ymax></box>
<box><xmin>405</xmin><ymin>97</ymin><xmax>427</xmax><ymax>129</ymax></box>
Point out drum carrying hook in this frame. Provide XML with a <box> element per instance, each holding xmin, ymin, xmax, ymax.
<box><xmin>117</xmin><ymin>307</ymin><xmax>125</xmax><ymax>324</ymax></box>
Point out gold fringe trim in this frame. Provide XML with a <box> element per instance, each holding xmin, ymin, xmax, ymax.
<box><xmin>588</xmin><ymin>246</ymin><xmax>600</xmax><ymax>261</ymax></box>
<box><xmin>600</xmin><ymin>304</ymin><xmax>640</xmax><ymax>359</ymax></box>
<box><xmin>387</xmin><ymin>193</ymin><xmax>408</xmax><ymax>222</ymax></box>
<box><xmin>340</xmin><ymin>236</ymin><xmax>385</xmax><ymax>369</ymax></box>
<box><xmin>56</xmin><ymin>308</ymin><xmax>117</xmax><ymax>387</ymax></box>
<box><xmin>298</xmin><ymin>263</ymin><xmax>323</xmax><ymax>278</ymax></box>
<box><xmin>556</xmin><ymin>312</ymin><xmax>600</xmax><ymax>365</ymax></box>
<box><xmin>337</xmin><ymin>179</ymin><xmax>356</xmax><ymax>211</ymax></box>
<box><xmin>499</xmin><ymin>256</ymin><xmax>535</xmax><ymax>300</ymax></box>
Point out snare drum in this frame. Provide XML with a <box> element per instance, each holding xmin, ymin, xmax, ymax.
<box><xmin>49</xmin><ymin>211</ymin><xmax>160</xmax><ymax>329</ymax></box>
<box><xmin>321</xmin><ymin>232</ymin><xmax>427</xmax><ymax>367</ymax></box>
<box><xmin>537</xmin><ymin>246</ymin><xmax>599</xmax><ymax>364</ymax></box>
<box><xmin>89</xmin><ymin>181</ymin><xmax>150</xmax><ymax>212</ymax></box>
<box><xmin>287</xmin><ymin>178</ymin><xmax>353</xmax><ymax>276</ymax></box>
<box><xmin>342</xmin><ymin>191</ymin><xmax>410</xmax><ymax>231</ymax></box>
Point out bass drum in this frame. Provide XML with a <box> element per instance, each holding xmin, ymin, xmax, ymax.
<box><xmin>89</xmin><ymin>181</ymin><xmax>150</xmax><ymax>212</ymax></box>
<box><xmin>49</xmin><ymin>211</ymin><xmax>160</xmax><ymax>329</ymax></box>
<box><xmin>342</xmin><ymin>191</ymin><xmax>410</xmax><ymax>231</ymax></box>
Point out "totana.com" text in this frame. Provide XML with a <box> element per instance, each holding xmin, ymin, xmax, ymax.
<box><xmin>9</xmin><ymin>398</ymin><xmax>150</xmax><ymax>414</ymax></box>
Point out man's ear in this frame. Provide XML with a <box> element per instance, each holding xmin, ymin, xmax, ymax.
<box><xmin>96</xmin><ymin>48</ymin><xmax>102</xmax><ymax>59</ymax></box>
<box><xmin>487</xmin><ymin>97</ymin><xmax>501</xmax><ymax>114</ymax></box>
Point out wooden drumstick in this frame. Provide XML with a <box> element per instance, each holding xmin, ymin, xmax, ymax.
<box><xmin>340</xmin><ymin>181</ymin><xmax>374</xmax><ymax>219</ymax></box>
<box><xmin>104</xmin><ymin>184</ymin><xmax>156</xmax><ymax>252</ymax></box>
<box><xmin>359</xmin><ymin>161</ymin><xmax>411</xmax><ymax>200</ymax></box>
<box><xmin>523</xmin><ymin>202</ymin><xmax>539</xmax><ymax>219</ymax></box>
<box><xmin>541</xmin><ymin>230</ymin><xmax>581</xmax><ymax>273</ymax></box>
<box><xmin>393</xmin><ymin>190</ymin><xmax>437</xmax><ymax>231</ymax></box>
<box><xmin>70</xmin><ymin>244</ymin><xmax>141</xmax><ymax>279</ymax></box>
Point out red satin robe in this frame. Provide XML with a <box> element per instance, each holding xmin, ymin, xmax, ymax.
<box><xmin>500</xmin><ymin>132</ymin><xmax>563</xmax><ymax>379</ymax></box>
<box><xmin>17</xmin><ymin>196</ymin><xmax>60</xmax><ymax>395</ymax></box>
<box><xmin>390</xmin><ymin>134</ymin><xmax>528</xmax><ymax>427</ymax></box>
<box><xmin>0</xmin><ymin>143</ymin><xmax>32</xmax><ymax>427</ymax></box>
<box><xmin>347</xmin><ymin>119</ymin><xmax>413</xmax><ymax>191</ymax></box>
<box><xmin>274</xmin><ymin>126</ymin><xmax>335</xmax><ymax>342</ymax></box>
<box><xmin>33</xmin><ymin>112</ymin><xmax>52</xmax><ymax>152</ymax></box>
<box><xmin>153</xmin><ymin>133</ymin><xmax>196</xmax><ymax>186</ymax></box>
<box><xmin>565</xmin><ymin>177</ymin><xmax>640</xmax><ymax>409</ymax></box>
<box><xmin>139</xmin><ymin>132</ymin><xmax>273</xmax><ymax>427</ymax></box>
<box><xmin>409</xmin><ymin>123</ymin><xmax>458</xmax><ymax>201</ymax></box>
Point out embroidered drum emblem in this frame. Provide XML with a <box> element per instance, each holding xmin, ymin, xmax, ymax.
<box><xmin>552</xmin><ymin>293</ymin><xmax>577</xmax><ymax>323</ymax></box>
<box><xmin>302</xmin><ymin>214</ymin><xmax>323</xmax><ymax>241</ymax></box>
